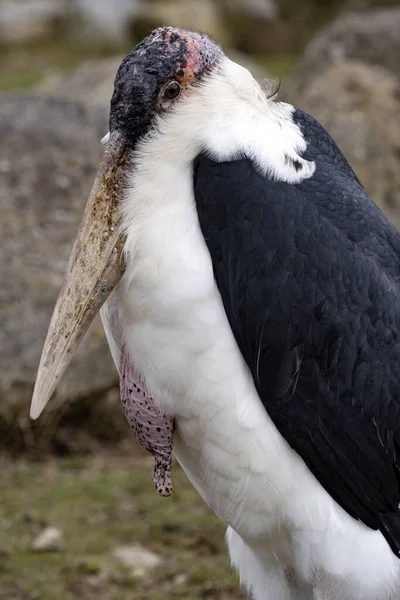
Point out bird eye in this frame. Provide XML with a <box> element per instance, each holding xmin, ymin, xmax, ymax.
<box><xmin>163</xmin><ymin>81</ymin><xmax>181</xmax><ymax>100</ymax></box>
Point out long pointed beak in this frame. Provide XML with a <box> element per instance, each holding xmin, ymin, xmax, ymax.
<box><xmin>30</xmin><ymin>131</ymin><xmax>131</xmax><ymax>420</ymax></box>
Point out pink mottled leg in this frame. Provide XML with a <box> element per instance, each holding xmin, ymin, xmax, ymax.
<box><xmin>120</xmin><ymin>348</ymin><xmax>174</xmax><ymax>496</ymax></box>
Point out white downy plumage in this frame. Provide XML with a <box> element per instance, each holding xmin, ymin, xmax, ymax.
<box><xmin>101</xmin><ymin>58</ymin><xmax>400</xmax><ymax>600</ymax></box>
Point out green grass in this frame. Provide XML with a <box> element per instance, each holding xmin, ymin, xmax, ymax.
<box><xmin>0</xmin><ymin>453</ymin><xmax>244</xmax><ymax>599</ymax></box>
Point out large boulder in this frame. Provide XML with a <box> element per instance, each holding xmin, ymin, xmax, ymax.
<box><xmin>73</xmin><ymin>0</ymin><xmax>139</xmax><ymax>42</ymax></box>
<box><xmin>0</xmin><ymin>94</ymin><xmax>120</xmax><ymax>435</ymax></box>
<box><xmin>294</xmin><ymin>61</ymin><xmax>400</xmax><ymax>229</ymax></box>
<box><xmin>0</xmin><ymin>0</ymin><xmax>66</xmax><ymax>43</ymax></box>
<box><xmin>294</xmin><ymin>8</ymin><xmax>400</xmax><ymax>94</ymax></box>
<box><xmin>0</xmin><ymin>0</ymin><xmax>140</xmax><ymax>45</ymax></box>
<box><xmin>37</xmin><ymin>57</ymin><xmax>121</xmax><ymax>121</ymax></box>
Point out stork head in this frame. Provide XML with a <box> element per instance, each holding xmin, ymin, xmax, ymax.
<box><xmin>110</xmin><ymin>27</ymin><xmax>223</xmax><ymax>145</ymax></box>
<box><xmin>30</xmin><ymin>27</ymin><xmax>223</xmax><ymax>419</ymax></box>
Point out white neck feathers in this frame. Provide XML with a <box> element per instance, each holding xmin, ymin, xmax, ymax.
<box><xmin>130</xmin><ymin>56</ymin><xmax>315</xmax><ymax>184</ymax></box>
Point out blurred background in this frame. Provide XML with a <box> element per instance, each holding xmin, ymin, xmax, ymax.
<box><xmin>1</xmin><ymin>0</ymin><xmax>400</xmax><ymax>598</ymax></box>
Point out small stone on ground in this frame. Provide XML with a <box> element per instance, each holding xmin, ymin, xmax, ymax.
<box><xmin>32</xmin><ymin>526</ymin><xmax>64</xmax><ymax>551</ymax></box>
<box><xmin>112</xmin><ymin>544</ymin><xmax>163</xmax><ymax>577</ymax></box>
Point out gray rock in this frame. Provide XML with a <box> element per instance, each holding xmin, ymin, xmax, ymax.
<box><xmin>73</xmin><ymin>0</ymin><xmax>139</xmax><ymax>42</ymax></box>
<box><xmin>295</xmin><ymin>8</ymin><xmax>400</xmax><ymax>94</ymax></box>
<box><xmin>112</xmin><ymin>544</ymin><xmax>163</xmax><ymax>577</ymax></box>
<box><xmin>37</xmin><ymin>57</ymin><xmax>121</xmax><ymax>122</ymax></box>
<box><xmin>32</xmin><ymin>526</ymin><xmax>64</xmax><ymax>551</ymax></box>
<box><xmin>173</xmin><ymin>573</ymin><xmax>189</xmax><ymax>586</ymax></box>
<box><xmin>0</xmin><ymin>94</ymin><xmax>117</xmax><ymax>413</ymax></box>
<box><xmin>294</xmin><ymin>61</ymin><xmax>400</xmax><ymax>230</ymax></box>
<box><xmin>0</xmin><ymin>0</ymin><xmax>140</xmax><ymax>45</ymax></box>
<box><xmin>0</xmin><ymin>0</ymin><xmax>66</xmax><ymax>43</ymax></box>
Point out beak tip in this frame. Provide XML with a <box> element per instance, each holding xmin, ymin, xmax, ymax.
<box><xmin>30</xmin><ymin>383</ymin><xmax>48</xmax><ymax>420</ymax></box>
<box><xmin>30</xmin><ymin>400</ymin><xmax>44</xmax><ymax>420</ymax></box>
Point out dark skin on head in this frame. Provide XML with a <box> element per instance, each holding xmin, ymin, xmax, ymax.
<box><xmin>109</xmin><ymin>27</ymin><xmax>223</xmax><ymax>146</ymax></box>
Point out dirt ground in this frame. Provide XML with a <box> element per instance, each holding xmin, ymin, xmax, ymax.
<box><xmin>0</xmin><ymin>449</ymin><xmax>245</xmax><ymax>599</ymax></box>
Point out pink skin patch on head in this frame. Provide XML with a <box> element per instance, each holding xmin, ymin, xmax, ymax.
<box><xmin>149</xmin><ymin>27</ymin><xmax>222</xmax><ymax>112</ymax></box>
<box><xmin>178</xmin><ymin>42</ymin><xmax>204</xmax><ymax>84</ymax></box>
<box><xmin>179</xmin><ymin>37</ymin><xmax>220</xmax><ymax>86</ymax></box>
<box><xmin>120</xmin><ymin>347</ymin><xmax>174</xmax><ymax>497</ymax></box>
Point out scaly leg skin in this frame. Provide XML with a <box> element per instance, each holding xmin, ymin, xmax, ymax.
<box><xmin>120</xmin><ymin>348</ymin><xmax>174</xmax><ymax>496</ymax></box>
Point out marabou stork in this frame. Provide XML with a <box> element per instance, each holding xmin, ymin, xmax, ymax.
<box><xmin>30</xmin><ymin>27</ymin><xmax>400</xmax><ymax>600</ymax></box>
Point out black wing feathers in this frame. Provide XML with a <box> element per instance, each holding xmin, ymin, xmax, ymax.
<box><xmin>193</xmin><ymin>108</ymin><xmax>400</xmax><ymax>556</ymax></box>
